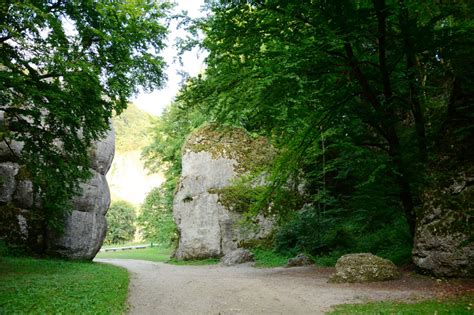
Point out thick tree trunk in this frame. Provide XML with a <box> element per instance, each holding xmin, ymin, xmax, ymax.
<box><xmin>399</xmin><ymin>0</ymin><xmax>428</xmax><ymax>163</ymax></box>
<box><xmin>344</xmin><ymin>41</ymin><xmax>417</xmax><ymax>237</ymax></box>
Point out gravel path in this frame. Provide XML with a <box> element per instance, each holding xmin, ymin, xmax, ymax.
<box><xmin>96</xmin><ymin>259</ymin><xmax>436</xmax><ymax>315</ymax></box>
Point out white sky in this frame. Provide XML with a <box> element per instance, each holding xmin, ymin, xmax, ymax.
<box><xmin>132</xmin><ymin>0</ymin><xmax>207</xmax><ymax>116</ymax></box>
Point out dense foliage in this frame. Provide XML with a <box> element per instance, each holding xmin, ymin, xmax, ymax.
<box><xmin>145</xmin><ymin>0</ymin><xmax>473</xmax><ymax>263</ymax></box>
<box><xmin>104</xmin><ymin>200</ymin><xmax>136</xmax><ymax>245</ymax></box>
<box><xmin>137</xmin><ymin>187</ymin><xmax>177</xmax><ymax>247</ymax></box>
<box><xmin>0</xmin><ymin>0</ymin><xmax>169</xmax><ymax>230</ymax></box>
<box><xmin>113</xmin><ymin>103</ymin><xmax>154</xmax><ymax>153</ymax></box>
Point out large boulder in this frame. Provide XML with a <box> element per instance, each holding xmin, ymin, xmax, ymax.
<box><xmin>413</xmin><ymin>171</ymin><xmax>473</xmax><ymax>278</ymax></box>
<box><xmin>47</xmin><ymin>168</ymin><xmax>112</xmax><ymax>259</ymax></box>
<box><xmin>220</xmin><ymin>248</ymin><xmax>254</xmax><ymax>266</ymax></box>
<box><xmin>173</xmin><ymin>124</ymin><xmax>274</xmax><ymax>260</ymax></box>
<box><xmin>329</xmin><ymin>253</ymin><xmax>400</xmax><ymax>283</ymax></box>
<box><xmin>0</xmin><ymin>115</ymin><xmax>114</xmax><ymax>259</ymax></box>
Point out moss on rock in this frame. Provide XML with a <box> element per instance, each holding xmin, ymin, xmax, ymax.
<box><xmin>329</xmin><ymin>253</ymin><xmax>400</xmax><ymax>283</ymax></box>
<box><xmin>183</xmin><ymin>124</ymin><xmax>275</xmax><ymax>175</ymax></box>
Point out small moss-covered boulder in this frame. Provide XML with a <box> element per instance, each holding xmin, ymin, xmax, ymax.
<box><xmin>286</xmin><ymin>254</ymin><xmax>312</xmax><ymax>267</ymax></box>
<box><xmin>329</xmin><ymin>253</ymin><xmax>400</xmax><ymax>283</ymax></box>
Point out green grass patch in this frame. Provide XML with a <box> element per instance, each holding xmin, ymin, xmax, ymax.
<box><xmin>0</xmin><ymin>256</ymin><xmax>128</xmax><ymax>314</ymax></box>
<box><xmin>96</xmin><ymin>246</ymin><xmax>173</xmax><ymax>262</ymax></box>
<box><xmin>329</xmin><ymin>294</ymin><xmax>474</xmax><ymax>314</ymax></box>
<box><xmin>167</xmin><ymin>258</ymin><xmax>220</xmax><ymax>266</ymax></box>
<box><xmin>251</xmin><ymin>248</ymin><xmax>291</xmax><ymax>268</ymax></box>
<box><xmin>97</xmin><ymin>246</ymin><xmax>220</xmax><ymax>266</ymax></box>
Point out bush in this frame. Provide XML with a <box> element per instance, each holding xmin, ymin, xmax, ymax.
<box><xmin>274</xmin><ymin>206</ymin><xmax>412</xmax><ymax>266</ymax></box>
<box><xmin>104</xmin><ymin>200</ymin><xmax>136</xmax><ymax>245</ymax></box>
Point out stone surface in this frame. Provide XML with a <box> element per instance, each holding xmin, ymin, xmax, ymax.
<box><xmin>173</xmin><ymin>125</ymin><xmax>274</xmax><ymax>260</ymax></box>
<box><xmin>329</xmin><ymin>253</ymin><xmax>400</xmax><ymax>283</ymax></box>
<box><xmin>0</xmin><ymin>139</ymin><xmax>23</xmax><ymax>162</ymax></box>
<box><xmin>90</xmin><ymin>125</ymin><xmax>115</xmax><ymax>175</ymax></box>
<box><xmin>72</xmin><ymin>170</ymin><xmax>110</xmax><ymax>215</ymax></box>
<box><xmin>47</xmin><ymin>134</ymin><xmax>114</xmax><ymax>259</ymax></box>
<box><xmin>0</xmin><ymin>110</ymin><xmax>114</xmax><ymax>259</ymax></box>
<box><xmin>220</xmin><ymin>248</ymin><xmax>254</xmax><ymax>266</ymax></box>
<box><xmin>48</xmin><ymin>211</ymin><xmax>107</xmax><ymax>260</ymax></box>
<box><xmin>413</xmin><ymin>172</ymin><xmax>473</xmax><ymax>278</ymax></box>
<box><xmin>0</xmin><ymin>162</ymin><xmax>19</xmax><ymax>203</ymax></box>
<box><xmin>287</xmin><ymin>254</ymin><xmax>312</xmax><ymax>267</ymax></box>
<box><xmin>12</xmin><ymin>179</ymin><xmax>34</xmax><ymax>209</ymax></box>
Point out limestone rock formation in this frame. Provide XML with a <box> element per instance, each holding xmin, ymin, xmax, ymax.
<box><xmin>329</xmin><ymin>253</ymin><xmax>400</xmax><ymax>283</ymax></box>
<box><xmin>413</xmin><ymin>171</ymin><xmax>473</xmax><ymax>278</ymax></box>
<box><xmin>220</xmin><ymin>248</ymin><xmax>255</xmax><ymax>266</ymax></box>
<box><xmin>173</xmin><ymin>125</ymin><xmax>274</xmax><ymax>260</ymax></box>
<box><xmin>0</xmin><ymin>121</ymin><xmax>114</xmax><ymax>260</ymax></box>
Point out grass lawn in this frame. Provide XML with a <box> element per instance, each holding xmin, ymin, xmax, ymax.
<box><xmin>97</xmin><ymin>246</ymin><xmax>219</xmax><ymax>265</ymax></box>
<box><xmin>329</xmin><ymin>294</ymin><xmax>474</xmax><ymax>314</ymax></box>
<box><xmin>96</xmin><ymin>246</ymin><xmax>173</xmax><ymax>262</ymax></box>
<box><xmin>250</xmin><ymin>248</ymin><xmax>291</xmax><ymax>268</ymax></box>
<box><xmin>0</xmin><ymin>256</ymin><xmax>128</xmax><ymax>314</ymax></box>
<box><xmin>97</xmin><ymin>245</ymin><xmax>292</xmax><ymax>267</ymax></box>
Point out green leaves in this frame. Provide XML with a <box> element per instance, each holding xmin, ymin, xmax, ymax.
<box><xmin>104</xmin><ymin>200</ymin><xmax>136</xmax><ymax>245</ymax></box>
<box><xmin>1</xmin><ymin>1</ymin><xmax>170</xmax><ymax>229</ymax></box>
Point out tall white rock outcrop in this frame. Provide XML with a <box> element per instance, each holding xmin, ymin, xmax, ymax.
<box><xmin>47</xmin><ymin>127</ymin><xmax>115</xmax><ymax>259</ymax></box>
<box><xmin>173</xmin><ymin>125</ymin><xmax>274</xmax><ymax>260</ymax></box>
<box><xmin>0</xmin><ymin>114</ymin><xmax>114</xmax><ymax>260</ymax></box>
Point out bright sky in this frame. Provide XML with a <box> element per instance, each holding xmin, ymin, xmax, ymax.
<box><xmin>132</xmin><ymin>0</ymin><xmax>207</xmax><ymax>116</ymax></box>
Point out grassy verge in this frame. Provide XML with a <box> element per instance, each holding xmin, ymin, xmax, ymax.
<box><xmin>96</xmin><ymin>246</ymin><xmax>173</xmax><ymax>262</ymax></box>
<box><xmin>96</xmin><ymin>246</ymin><xmax>219</xmax><ymax>265</ymax></box>
<box><xmin>0</xmin><ymin>256</ymin><xmax>128</xmax><ymax>314</ymax></box>
<box><xmin>100</xmin><ymin>242</ymin><xmax>153</xmax><ymax>249</ymax></box>
<box><xmin>251</xmin><ymin>248</ymin><xmax>291</xmax><ymax>268</ymax></box>
<box><xmin>97</xmin><ymin>245</ymin><xmax>292</xmax><ymax>267</ymax></box>
<box><xmin>328</xmin><ymin>294</ymin><xmax>474</xmax><ymax>314</ymax></box>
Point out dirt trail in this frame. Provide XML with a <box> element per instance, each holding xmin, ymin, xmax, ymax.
<box><xmin>96</xmin><ymin>259</ymin><xmax>436</xmax><ymax>315</ymax></box>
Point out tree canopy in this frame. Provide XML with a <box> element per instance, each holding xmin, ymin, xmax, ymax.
<box><xmin>0</xmin><ymin>0</ymin><xmax>170</xmax><ymax>227</ymax></box>
<box><xmin>145</xmin><ymin>0</ymin><xmax>473</xmax><ymax>262</ymax></box>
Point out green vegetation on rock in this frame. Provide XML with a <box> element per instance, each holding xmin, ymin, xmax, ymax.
<box><xmin>184</xmin><ymin>124</ymin><xmax>275</xmax><ymax>175</ymax></box>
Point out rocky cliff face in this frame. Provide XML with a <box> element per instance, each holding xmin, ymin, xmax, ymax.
<box><xmin>0</xmin><ymin>120</ymin><xmax>114</xmax><ymax>260</ymax></box>
<box><xmin>413</xmin><ymin>171</ymin><xmax>473</xmax><ymax>278</ymax></box>
<box><xmin>47</xmin><ymin>127</ymin><xmax>114</xmax><ymax>259</ymax></box>
<box><xmin>412</xmin><ymin>80</ymin><xmax>473</xmax><ymax>278</ymax></box>
<box><xmin>173</xmin><ymin>125</ymin><xmax>274</xmax><ymax>260</ymax></box>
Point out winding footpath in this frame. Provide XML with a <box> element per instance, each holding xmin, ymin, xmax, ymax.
<box><xmin>95</xmin><ymin>258</ymin><xmax>439</xmax><ymax>314</ymax></box>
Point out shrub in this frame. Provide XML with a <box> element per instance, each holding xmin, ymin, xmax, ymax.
<box><xmin>104</xmin><ymin>200</ymin><xmax>136</xmax><ymax>245</ymax></box>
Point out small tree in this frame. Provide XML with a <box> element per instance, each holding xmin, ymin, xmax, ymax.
<box><xmin>105</xmin><ymin>201</ymin><xmax>136</xmax><ymax>245</ymax></box>
<box><xmin>137</xmin><ymin>187</ymin><xmax>176</xmax><ymax>247</ymax></box>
